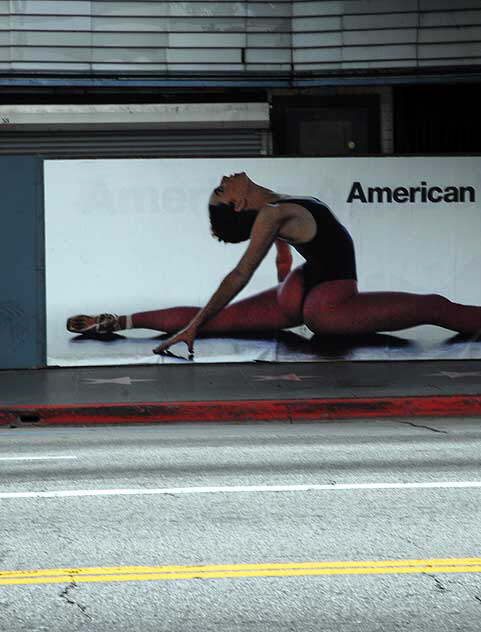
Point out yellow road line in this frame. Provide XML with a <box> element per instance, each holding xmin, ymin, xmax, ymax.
<box><xmin>2</xmin><ymin>557</ymin><xmax>481</xmax><ymax>578</ymax></box>
<box><xmin>1</xmin><ymin>558</ymin><xmax>481</xmax><ymax>585</ymax></box>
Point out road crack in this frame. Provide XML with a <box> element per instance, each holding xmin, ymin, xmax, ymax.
<box><xmin>424</xmin><ymin>573</ymin><xmax>447</xmax><ymax>591</ymax></box>
<box><xmin>59</xmin><ymin>581</ymin><xmax>92</xmax><ymax>620</ymax></box>
<box><xmin>396</xmin><ymin>420</ymin><xmax>448</xmax><ymax>434</ymax></box>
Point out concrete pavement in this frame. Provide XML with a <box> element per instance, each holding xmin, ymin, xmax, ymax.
<box><xmin>1</xmin><ymin>360</ymin><xmax>481</xmax><ymax>424</ymax></box>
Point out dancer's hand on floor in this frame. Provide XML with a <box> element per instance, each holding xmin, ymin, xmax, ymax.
<box><xmin>153</xmin><ymin>324</ymin><xmax>197</xmax><ymax>356</ymax></box>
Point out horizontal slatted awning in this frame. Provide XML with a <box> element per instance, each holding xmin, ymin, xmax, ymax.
<box><xmin>0</xmin><ymin>1</ymin><xmax>480</xmax><ymax>78</ymax></box>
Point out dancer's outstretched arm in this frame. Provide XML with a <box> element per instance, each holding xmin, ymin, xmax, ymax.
<box><xmin>275</xmin><ymin>239</ymin><xmax>292</xmax><ymax>282</ymax></box>
<box><xmin>153</xmin><ymin>206</ymin><xmax>282</xmax><ymax>355</ymax></box>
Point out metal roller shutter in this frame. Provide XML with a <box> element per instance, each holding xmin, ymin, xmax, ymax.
<box><xmin>0</xmin><ymin>128</ymin><xmax>267</xmax><ymax>158</ymax></box>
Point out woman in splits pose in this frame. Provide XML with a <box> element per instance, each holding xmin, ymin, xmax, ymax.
<box><xmin>67</xmin><ymin>172</ymin><xmax>481</xmax><ymax>354</ymax></box>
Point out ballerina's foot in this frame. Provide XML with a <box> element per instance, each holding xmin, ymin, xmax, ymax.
<box><xmin>66</xmin><ymin>313</ymin><xmax>121</xmax><ymax>336</ymax></box>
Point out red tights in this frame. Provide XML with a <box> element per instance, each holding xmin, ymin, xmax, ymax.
<box><xmin>121</xmin><ymin>268</ymin><xmax>481</xmax><ymax>336</ymax></box>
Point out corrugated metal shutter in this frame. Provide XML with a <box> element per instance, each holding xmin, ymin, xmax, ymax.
<box><xmin>0</xmin><ymin>128</ymin><xmax>266</xmax><ymax>157</ymax></box>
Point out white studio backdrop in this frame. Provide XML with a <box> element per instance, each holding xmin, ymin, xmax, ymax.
<box><xmin>44</xmin><ymin>157</ymin><xmax>481</xmax><ymax>366</ymax></box>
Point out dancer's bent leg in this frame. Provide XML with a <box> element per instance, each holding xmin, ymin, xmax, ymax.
<box><xmin>303</xmin><ymin>280</ymin><xmax>481</xmax><ymax>335</ymax></box>
<box><xmin>122</xmin><ymin>267</ymin><xmax>305</xmax><ymax>334</ymax></box>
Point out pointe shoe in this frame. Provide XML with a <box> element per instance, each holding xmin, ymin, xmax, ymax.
<box><xmin>66</xmin><ymin>313</ymin><xmax>121</xmax><ymax>335</ymax></box>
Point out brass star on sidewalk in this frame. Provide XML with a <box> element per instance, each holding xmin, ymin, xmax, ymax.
<box><xmin>83</xmin><ymin>377</ymin><xmax>156</xmax><ymax>385</ymax></box>
<box><xmin>254</xmin><ymin>373</ymin><xmax>317</xmax><ymax>382</ymax></box>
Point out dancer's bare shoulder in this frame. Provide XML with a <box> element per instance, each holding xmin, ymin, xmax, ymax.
<box><xmin>268</xmin><ymin>198</ymin><xmax>317</xmax><ymax>245</ymax></box>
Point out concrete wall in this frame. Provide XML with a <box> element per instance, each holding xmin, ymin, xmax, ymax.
<box><xmin>0</xmin><ymin>1</ymin><xmax>479</xmax><ymax>75</ymax></box>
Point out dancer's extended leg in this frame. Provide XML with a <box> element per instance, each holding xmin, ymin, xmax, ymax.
<box><xmin>121</xmin><ymin>267</ymin><xmax>306</xmax><ymax>334</ymax></box>
<box><xmin>303</xmin><ymin>280</ymin><xmax>481</xmax><ymax>335</ymax></box>
<box><xmin>125</xmin><ymin>289</ymin><xmax>290</xmax><ymax>333</ymax></box>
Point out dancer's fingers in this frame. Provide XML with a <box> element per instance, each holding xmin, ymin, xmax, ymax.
<box><xmin>153</xmin><ymin>337</ymin><xmax>178</xmax><ymax>354</ymax></box>
<box><xmin>153</xmin><ymin>331</ymin><xmax>195</xmax><ymax>355</ymax></box>
<box><xmin>157</xmin><ymin>348</ymin><xmax>191</xmax><ymax>361</ymax></box>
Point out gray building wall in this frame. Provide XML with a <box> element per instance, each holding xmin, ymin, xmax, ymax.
<box><xmin>0</xmin><ymin>1</ymin><xmax>479</xmax><ymax>76</ymax></box>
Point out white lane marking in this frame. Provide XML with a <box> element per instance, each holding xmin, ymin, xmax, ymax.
<box><xmin>1</xmin><ymin>481</ymin><xmax>481</xmax><ymax>500</ymax></box>
<box><xmin>0</xmin><ymin>456</ymin><xmax>77</xmax><ymax>461</ymax></box>
<box><xmin>427</xmin><ymin>371</ymin><xmax>481</xmax><ymax>378</ymax></box>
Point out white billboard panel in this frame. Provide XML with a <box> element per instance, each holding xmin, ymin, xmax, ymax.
<box><xmin>44</xmin><ymin>157</ymin><xmax>481</xmax><ymax>366</ymax></box>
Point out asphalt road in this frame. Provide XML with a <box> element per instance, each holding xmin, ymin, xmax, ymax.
<box><xmin>1</xmin><ymin>417</ymin><xmax>481</xmax><ymax>631</ymax></box>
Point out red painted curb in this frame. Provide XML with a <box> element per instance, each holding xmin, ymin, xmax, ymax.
<box><xmin>1</xmin><ymin>395</ymin><xmax>481</xmax><ymax>425</ymax></box>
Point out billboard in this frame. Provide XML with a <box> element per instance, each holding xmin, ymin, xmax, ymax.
<box><xmin>45</xmin><ymin>157</ymin><xmax>481</xmax><ymax>366</ymax></box>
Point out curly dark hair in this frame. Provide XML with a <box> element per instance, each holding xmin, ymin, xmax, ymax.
<box><xmin>208</xmin><ymin>201</ymin><xmax>258</xmax><ymax>243</ymax></box>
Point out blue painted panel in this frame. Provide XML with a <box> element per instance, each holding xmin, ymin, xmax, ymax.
<box><xmin>0</xmin><ymin>156</ymin><xmax>45</xmax><ymax>368</ymax></box>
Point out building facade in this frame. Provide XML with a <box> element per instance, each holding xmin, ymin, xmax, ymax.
<box><xmin>0</xmin><ymin>0</ymin><xmax>480</xmax><ymax>158</ymax></box>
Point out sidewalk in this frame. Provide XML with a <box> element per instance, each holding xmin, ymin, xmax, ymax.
<box><xmin>1</xmin><ymin>360</ymin><xmax>481</xmax><ymax>426</ymax></box>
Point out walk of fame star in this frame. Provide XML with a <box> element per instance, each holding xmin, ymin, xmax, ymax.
<box><xmin>83</xmin><ymin>377</ymin><xmax>156</xmax><ymax>385</ymax></box>
<box><xmin>254</xmin><ymin>373</ymin><xmax>316</xmax><ymax>382</ymax></box>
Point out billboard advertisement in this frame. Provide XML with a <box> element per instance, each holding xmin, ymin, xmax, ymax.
<box><xmin>45</xmin><ymin>157</ymin><xmax>481</xmax><ymax>366</ymax></box>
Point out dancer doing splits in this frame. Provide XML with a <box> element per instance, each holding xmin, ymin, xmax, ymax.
<box><xmin>67</xmin><ymin>172</ymin><xmax>481</xmax><ymax>354</ymax></box>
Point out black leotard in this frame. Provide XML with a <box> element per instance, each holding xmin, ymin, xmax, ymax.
<box><xmin>276</xmin><ymin>196</ymin><xmax>357</xmax><ymax>290</ymax></box>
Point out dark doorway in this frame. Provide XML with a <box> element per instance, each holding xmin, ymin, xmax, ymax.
<box><xmin>272</xmin><ymin>95</ymin><xmax>381</xmax><ymax>156</ymax></box>
<box><xmin>394</xmin><ymin>83</ymin><xmax>481</xmax><ymax>154</ymax></box>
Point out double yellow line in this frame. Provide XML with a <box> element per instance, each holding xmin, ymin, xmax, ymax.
<box><xmin>1</xmin><ymin>558</ymin><xmax>481</xmax><ymax>586</ymax></box>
